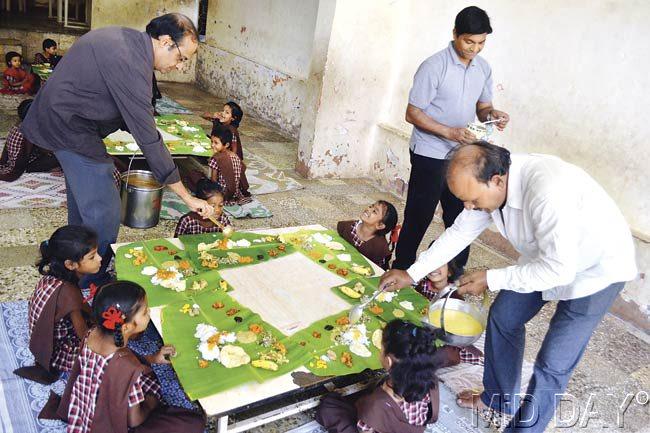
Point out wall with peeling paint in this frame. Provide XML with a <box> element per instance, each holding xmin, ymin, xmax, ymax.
<box><xmin>299</xmin><ymin>0</ymin><xmax>648</xmax><ymax>329</ymax></box>
<box><xmin>195</xmin><ymin>0</ymin><xmax>319</xmax><ymax>139</ymax></box>
<box><xmin>91</xmin><ymin>0</ymin><xmax>198</xmax><ymax>83</ymax></box>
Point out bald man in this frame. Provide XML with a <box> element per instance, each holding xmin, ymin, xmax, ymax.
<box><xmin>380</xmin><ymin>142</ymin><xmax>637</xmax><ymax>432</ymax></box>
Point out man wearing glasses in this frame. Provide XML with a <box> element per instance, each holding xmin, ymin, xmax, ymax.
<box><xmin>21</xmin><ymin>13</ymin><xmax>213</xmax><ymax>287</ymax></box>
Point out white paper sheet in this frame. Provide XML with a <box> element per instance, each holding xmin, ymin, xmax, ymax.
<box><xmin>219</xmin><ymin>252</ymin><xmax>351</xmax><ymax>336</ymax></box>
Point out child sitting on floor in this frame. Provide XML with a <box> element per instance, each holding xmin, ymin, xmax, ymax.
<box><xmin>208</xmin><ymin>123</ymin><xmax>252</xmax><ymax>206</ymax></box>
<box><xmin>34</xmin><ymin>38</ymin><xmax>62</xmax><ymax>67</ymax></box>
<box><xmin>337</xmin><ymin>201</ymin><xmax>398</xmax><ymax>269</ymax></box>
<box><xmin>317</xmin><ymin>320</ymin><xmax>484</xmax><ymax>433</ymax></box>
<box><xmin>1</xmin><ymin>52</ymin><xmax>38</xmax><ymax>95</ymax></box>
<box><xmin>39</xmin><ymin>281</ymin><xmax>206</xmax><ymax>432</ymax></box>
<box><xmin>14</xmin><ymin>226</ymin><xmax>100</xmax><ymax>384</ymax></box>
<box><xmin>0</xmin><ymin>98</ymin><xmax>60</xmax><ymax>181</ymax></box>
<box><xmin>174</xmin><ymin>179</ymin><xmax>232</xmax><ymax>237</ymax></box>
<box><xmin>202</xmin><ymin>101</ymin><xmax>245</xmax><ymax>160</ymax></box>
<box><xmin>317</xmin><ymin>320</ymin><xmax>445</xmax><ymax>433</ymax></box>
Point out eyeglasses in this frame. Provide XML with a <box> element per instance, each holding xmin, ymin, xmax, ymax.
<box><xmin>174</xmin><ymin>43</ymin><xmax>188</xmax><ymax>64</ymax></box>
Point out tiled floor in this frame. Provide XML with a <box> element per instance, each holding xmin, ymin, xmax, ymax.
<box><xmin>0</xmin><ymin>82</ymin><xmax>648</xmax><ymax>432</ymax></box>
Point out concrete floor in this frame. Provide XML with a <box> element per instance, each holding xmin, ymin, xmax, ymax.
<box><xmin>0</xmin><ymin>82</ymin><xmax>648</xmax><ymax>432</ymax></box>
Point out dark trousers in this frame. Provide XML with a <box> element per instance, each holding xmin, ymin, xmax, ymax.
<box><xmin>54</xmin><ymin>150</ymin><xmax>120</xmax><ymax>288</ymax></box>
<box><xmin>481</xmin><ymin>282</ymin><xmax>624</xmax><ymax>432</ymax></box>
<box><xmin>393</xmin><ymin>151</ymin><xmax>469</xmax><ymax>271</ymax></box>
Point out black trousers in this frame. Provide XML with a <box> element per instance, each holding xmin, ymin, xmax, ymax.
<box><xmin>392</xmin><ymin>151</ymin><xmax>470</xmax><ymax>272</ymax></box>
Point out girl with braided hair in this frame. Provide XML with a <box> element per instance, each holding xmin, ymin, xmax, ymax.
<box><xmin>40</xmin><ymin>281</ymin><xmax>205</xmax><ymax>432</ymax></box>
<box><xmin>15</xmin><ymin>225</ymin><xmax>100</xmax><ymax>385</ymax></box>
<box><xmin>317</xmin><ymin>319</ymin><xmax>481</xmax><ymax>433</ymax></box>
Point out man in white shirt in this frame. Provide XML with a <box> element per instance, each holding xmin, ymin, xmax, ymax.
<box><xmin>380</xmin><ymin>142</ymin><xmax>637</xmax><ymax>432</ymax></box>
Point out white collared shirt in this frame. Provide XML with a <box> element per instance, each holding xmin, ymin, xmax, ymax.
<box><xmin>407</xmin><ymin>154</ymin><xmax>637</xmax><ymax>301</ymax></box>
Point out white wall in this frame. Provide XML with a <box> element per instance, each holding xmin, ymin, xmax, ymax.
<box><xmin>205</xmin><ymin>0</ymin><xmax>318</xmax><ymax>80</ymax></box>
<box><xmin>299</xmin><ymin>0</ymin><xmax>649</xmax><ymax>327</ymax></box>
<box><xmin>91</xmin><ymin>0</ymin><xmax>198</xmax><ymax>83</ymax></box>
<box><xmin>196</xmin><ymin>0</ymin><xmax>319</xmax><ymax>138</ymax></box>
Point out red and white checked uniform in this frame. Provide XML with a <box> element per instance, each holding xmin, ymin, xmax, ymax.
<box><xmin>174</xmin><ymin>212</ymin><xmax>232</xmax><ymax>237</ymax></box>
<box><xmin>28</xmin><ymin>275</ymin><xmax>79</xmax><ymax>372</ymax></box>
<box><xmin>358</xmin><ymin>393</ymin><xmax>431</xmax><ymax>431</ymax></box>
<box><xmin>208</xmin><ymin>153</ymin><xmax>252</xmax><ymax>206</ymax></box>
<box><xmin>67</xmin><ymin>343</ymin><xmax>162</xmax><ymax>433</ymax></box>
<box><xmin>349</xmin><ymin>220</ymin><xmax>364</xmax><ymax>248</ymax></box>
<box><xmin>0</xmin><ymin>125</ymin><xmax>39</xmax><ymax>176</ymax></box>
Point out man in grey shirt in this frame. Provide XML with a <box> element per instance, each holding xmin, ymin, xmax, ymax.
<box><xmin>392</xmin><ymin>6</ymin><xmax>510</xmax><ymax>277</ymax></box>
<box><xmin>21</xmin><ymin>13</ymin><xmax>214</xmax><ymax>286</ymax></box>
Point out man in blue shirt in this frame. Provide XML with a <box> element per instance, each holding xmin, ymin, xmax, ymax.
<box><xmin>393</xmin><ymin>6</ymin><xmax>510</xmax><ymax>278</ymax></box>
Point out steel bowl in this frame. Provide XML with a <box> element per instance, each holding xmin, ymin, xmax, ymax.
<box><xmin>422</xmin><ymin>285</ymin><xmax>487</xmax><ymax>347</ymax></box>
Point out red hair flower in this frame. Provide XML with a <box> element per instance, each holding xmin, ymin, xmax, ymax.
<box><xmin>102</xmin><ymin>305</ymin><xmax>125</xmax><ymax>330</ymax></box>
<box><xmin>83</xmin><ymin>283</ymin><xmax>99</xmax><ymax>303</ymax></box>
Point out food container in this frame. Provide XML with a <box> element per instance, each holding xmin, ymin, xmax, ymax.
<box><xmin>120</xmin><ymin>170</ymin><xmax>163</xmax><ymax>229</ymax></box>
<box><xmin>422</xmin><ymin>285</ymin><xmax>488</xmax><ymax>347</ymax></box>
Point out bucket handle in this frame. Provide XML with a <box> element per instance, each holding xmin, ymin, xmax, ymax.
<box><xmin>124</xmin><ymin>147</ymin><xmax>139</xmax><ymax>192</ymax></box>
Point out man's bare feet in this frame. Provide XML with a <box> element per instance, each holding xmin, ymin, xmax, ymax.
<box><xmin>456</xmin><ymin>389</ymin><xmax>513</xmax><ymax>432</ymax></box>
<box><xmin>456</xmin><ymin>389</ymin><xmax>487</xmax><ymax>410</ymax></box>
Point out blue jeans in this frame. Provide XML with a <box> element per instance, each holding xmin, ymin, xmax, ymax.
<box><xmin>480</xmin><ymin>282</ymin><xmax>624</xmax><ymax>433</ymax></box>
<box><xmin>55</xmin><ymin>150</ymin><xmax>120</xmax><ymax>288</ymax></box>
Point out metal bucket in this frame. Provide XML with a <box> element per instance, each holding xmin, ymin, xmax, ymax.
<box><xmin>120</xmin><ymin>170</ymin><xmax>163</xmax><ymax>229</ymax></box>
<box><xmin>422</xmin><ymin>285</ymin><xmax>488</xmax><ymax>347</ymax></box>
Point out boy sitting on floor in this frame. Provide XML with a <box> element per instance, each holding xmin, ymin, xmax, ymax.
<box><xmin>337</xmin><ymin>201</ymin><xmax>398</xmax><ymax>269</ymax></box>
<box><xmin>34</xmin><ymin>39</ymin><xmax>62</xmax><ymax>67</ymax></box>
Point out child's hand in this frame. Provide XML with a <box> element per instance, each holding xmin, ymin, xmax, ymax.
<box><xmin>427</xmin><ymin>264</ymin><xmax>449</xmax><ymax>290</ymax></box>
<box><xmin>151</xmin><ymin>345</ymin><xmax>176</xmax><ymax>364</ymax></box>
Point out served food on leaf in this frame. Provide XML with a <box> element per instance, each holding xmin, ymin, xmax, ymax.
<box><xmin>325</xmin><ymin>241</ymin><xmax>345</xmax><ymax>251</ymax></box>
<box><xmin>392</xmin><ymin>308</ymin><xmax>405</xmax><ymax>318</ymax></box>
<box><xmin>190</xmin><ymin>279</ymin><xmax>208</xmax><ymax>291</ymax></box>
<box><xmin>180</xmin><ymin>303</ymin><xmax>201</xmax><ymax>317</ymax></box>
<box><xmin>252</xmin><ymin>359</ymin><xmax>279</xmax><ymax>371</ymax></box>
<box><xmin>369</xmin><ymin>304</ymin><xmax>383</xmax><ymax>315</ymax></box>
<box><xmin>350</xmin><ymin>264</ymin><xmax>372</xmax><ymax>276</ymax></box>
<box><xmin>340</xmin><ymin>351</ymin><xmax>353</xmax><ymax>368</ymax></box>
<box><xmin>371</xmin><ymin>329</ymin><xmax>383</xmax><ymax>349</ymax></box>
<box><xmin>235</xmin><ymin>330</ymin><xmax>257</xmax><ymax>344</ymax></box>
<box><xmin>336</xmin><ymin>268</ymin><xmax>349</xmax><ymax>276</ymax></box>
<box><xmin>126</xmin><ymin>247</ymin><xmax>147</xmax><ymax>266</ymax></box>
<box><xmin>220</xmin><ymin>345</ymin><xmax>251</xmax><ymax>368</ymax></box>
<box><xmin>339</xmin><ymin>285</ymin><xmax>361</xmax><ymax>299</ymax></box>
<box><xmin>376</xmin><ymin>291</ymin><xmax>397</xmax><ymax>303</ymax></box>
<box><xmin>399</xmin><ymin>300</ymin><xmax>414</xmax><ymax>311</ymax></box>
<box><xmin>151</xmin><ymin>267</ymin><xmax>186</xmax><ymax>292</ymax></box>
<box><xmin>336</xmin><ymin>253</ymin><xmax>351</xmax><ymax>262</ymax></box>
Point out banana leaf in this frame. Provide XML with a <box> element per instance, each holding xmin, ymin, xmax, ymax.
<box><xmin>294</xmin><ymin>311</ymin><xmax>384</xmax><ymax>377</ymax></box>
<box><xmin>161</xmin><ymin>290</ymin><xmax>311</xmax><ymax>400</ymax></box>
<box><xmin>115</xmin><ymin>240</ymin><xmax>228</xmax><ymax>308</ymax></box>
<box><xmin>331</xmin><ymin>277</ymin><xmax>430</xmax><ymax>325</ymax></box>
<box><xmin>179</xmin><ymin>232</ymin><xmax>295</xmax><ymax>273</ymax></box>
<box><xmin>278</xmin><ymin>229</ymin><xmax>375</xmax><ymax>280</ymax></box>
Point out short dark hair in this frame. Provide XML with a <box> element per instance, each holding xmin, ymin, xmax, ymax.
<box><xmin>225</xmin><ymin>101</ymin><xmax>244</xmax><ymax>128</ymax></box>
<box><xmin>195</xmin><ymin>179</ymin><xmax>224</xmax><ymax>200</ymax></box>
<box><xmin>376</xmin><ymin>200</ymin><xmax>398</xmax><ymax>236</ymax></box>
<box><xmin>5</xmin><ymin>51</ymin><xmax>21</xmax><ymax>67</ymax></box>
<box><xmin>146</xmin><ymin>13</ymin><xmax>198</xmax><ymax>45</ymax></box>
<box><xmin>455</xmin><ymin>6</ymin><xmax>492</xmax><ymax>35</ymax></box>
<box><xmin>446</xmin><ymin>141</ymin><xmax>511</xmax><ymax>184</ymax></box>
<box><xmin>17</xmin><ymin>99</ymin><xmax>33</xmax><ymax>120</ymax></box>
<box><xmin>43</xmin><ymin>39</ymin><xmax>57</xmax><ymax>51</ymax></box>
<box><xmin>210</xmin><ymin>123</ymin><xmax>234</xmax><ymax>146</ymax></box>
